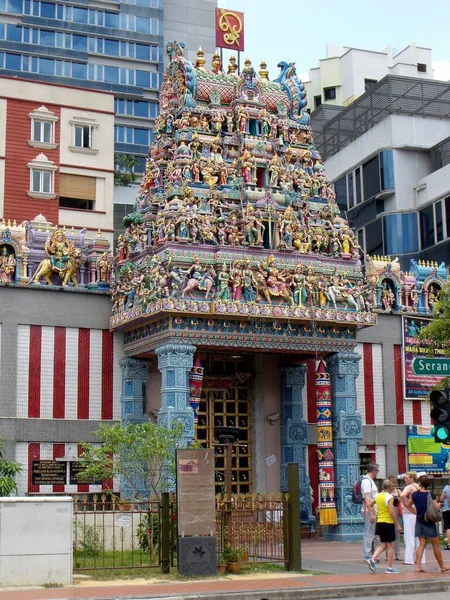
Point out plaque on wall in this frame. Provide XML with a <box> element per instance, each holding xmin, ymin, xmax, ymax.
<box><xmin>176</xmin><ymin>448</ymin><xmax>215</xmax><ymax>537</ymax></box>
<box><xmin>69</xmin><ymin>461</ymin><xmax>102</xmax><ymax>485</ymax></box>
<box><xmin>178</xmin><ymin>536</ymin><xmax>217</xmax><ymax>577</ymax></box>
<box><xmin>31</xmin><ymin>460</ymin><xmax>67</xmax><ymax>485</ymax></box>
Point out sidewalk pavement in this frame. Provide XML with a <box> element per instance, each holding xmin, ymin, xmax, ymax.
<box><xmin>1</xmin><ymin>539</ymin><xmax>450</xmax><ymax>600</ymax></box>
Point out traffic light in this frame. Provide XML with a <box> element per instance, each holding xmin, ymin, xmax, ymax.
<box><xmin>430</xmin><ymin>389</ymin><xmax>450</xmax><ymax>443</ymax></box>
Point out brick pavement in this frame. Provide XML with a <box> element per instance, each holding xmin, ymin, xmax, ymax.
<box><xmin>1</xmin><ymin>539</ymin><xmax>450</xmax><ymax>600</ymax></box>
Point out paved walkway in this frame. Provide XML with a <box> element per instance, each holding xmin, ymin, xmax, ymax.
<box><xmin>1</xmin><ymin>539</ymin><xmax>450</xmax><ymax>600</ymax></box>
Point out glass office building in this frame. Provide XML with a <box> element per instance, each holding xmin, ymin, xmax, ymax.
<box><xmin>0</xmin><ymin>0</ymin><xmax>164</xmax><ymax>173</ymax></box>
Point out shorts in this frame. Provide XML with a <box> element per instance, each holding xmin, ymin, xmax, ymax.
<box><xmin>375</xmin><ymin>522</ymin><xmax>395</xmax><ymax>543</ymax></box>
<box><xmin>443</xmin><ymin>511</ymin><xmax>450</xmax><ymax>531</ymax></box>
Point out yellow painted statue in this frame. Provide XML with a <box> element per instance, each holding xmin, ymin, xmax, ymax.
<box><xmin>30</xmin><ymin>228</ymin><xmax>82</xmax><ymax>286</ymax></box>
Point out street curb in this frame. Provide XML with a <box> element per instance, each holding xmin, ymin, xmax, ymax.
<box><xmin>72</xmin><ymin>578</ymin><xmax>450</xmax><ymax>600</ymax></box>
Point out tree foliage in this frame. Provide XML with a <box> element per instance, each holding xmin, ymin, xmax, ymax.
<box><xmin>114</xmin><ymin>153</ymin><xmax>139</xmax><ymax>187</ymax></box>
<box><xmin>419</xmin><ymin>282</ymin><xmax>450</xmax><ymax>356</ymax></box>
<box><xmin>0</xmin><ymin>439</ymin><xmax>22</xmax><ymax>497</ymax></box>
<box><xmin>76</xmin><ymin>421</ymin><xmax>184</xmax><ymax>497</ymax></box>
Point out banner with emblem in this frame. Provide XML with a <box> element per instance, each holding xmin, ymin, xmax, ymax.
<box><xmin>215</xmin><ymin>8</ymin><xmax>245</xmax><ymax>51</ymax></box>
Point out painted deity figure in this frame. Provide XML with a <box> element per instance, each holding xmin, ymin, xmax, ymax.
<box><xmin>258</xmin><ymin>108</ymin><xmax>271</xmax><ymax>137</ymax></box>
<box><xmin>217</xmin><ymin>264</ymin><xmax>231</xmax><ymax>300</ymax></box>
<box><xmin>237</xmin><ymin>107</ymin><xmax>248</xmax><ymax>133</ymax></box>
<box><xmin>96</xmin><ymin>252</ymin><xmax>111</xmax><ymax>284</ymax></box>
<box><xmin>46</xmin><ymin>229</ymin><xmax>71</xmax><ymax>271</ymax></box>
<box><xmin>0</xmin><ymin>245</ymin><xmax>16</xmax><ymax>282</ymax></box>
<box><xmin>291</xmin><ymin>266</ymin><xmax>306</xmax><ymax>307</ymax></box>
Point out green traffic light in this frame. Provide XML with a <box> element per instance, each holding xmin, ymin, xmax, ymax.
<box><xmin>436</xmin><ymin>427</ymin><xmax>449</xmax><ymax>441</ymax></box>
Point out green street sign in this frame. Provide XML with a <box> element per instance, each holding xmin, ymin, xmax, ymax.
<box><xmin>412</xmin><ymin>358</ymin><xmax>450</xmax><ymax>376</ymax></box>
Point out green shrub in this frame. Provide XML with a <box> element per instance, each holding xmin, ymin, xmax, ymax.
<box><xmin>75</xmin><ymin>521</ymin><xmax>104</xmax><ymax>557</ymax></box>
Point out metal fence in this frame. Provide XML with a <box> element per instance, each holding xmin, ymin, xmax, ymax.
<box><xmin>311</xmin><ymin>75</ymin><xmax>450</xmax><ymax>159</ymax></box>
<box><xmin>73</xmin><ymin>492</ymin><xmax>289</xmax><ymax>572</ymax></box>
<box><xmin>73</xmin><ymin>494</ymin><xmax>176</xmax><ymax>572</ymax></box>
<box><xmin>216</xmin><ymin>493</ymin><xmax>288</xmax><ymax>564</ymax></box>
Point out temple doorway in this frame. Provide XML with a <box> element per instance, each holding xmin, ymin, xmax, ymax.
<box><xmin>195</xmin><ymin>354</ymin><xmax>252</xmax><ymax>495</ymax></box>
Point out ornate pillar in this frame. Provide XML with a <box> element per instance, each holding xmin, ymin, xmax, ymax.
<box><xmin>325</xmin><ymin>351</ymin><xmax>363</xmax><ymax>541</ymax></box>
<box><xmin>119</xmin><ymin>357</ymin><xmax>150</xmax><ymax>499</ymax></box>
<box><xmin>120</xmin><ymin>357</ymin><xmax>150</xmax><ymax>424</ymax></box>
<box><xmin>279</xmin><ymin>364</ymin><xmax>312</xmax><ymax>522</ymax></box>
<box><xmin>155</xmin><ymin>342</ymin><xmax>196</xmax><ymax>445</ymax></box>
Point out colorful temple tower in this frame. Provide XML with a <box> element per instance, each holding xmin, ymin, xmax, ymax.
<box><xmin>110</xmin><ymin>42</ymin><xmax>377</xmax><ymax>540</ymax></box>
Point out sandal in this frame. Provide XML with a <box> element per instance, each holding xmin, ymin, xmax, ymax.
<box><xmin>445</xmin><ymin>545</ymin><xmax>450</xmax><ymax>550</ymax></box>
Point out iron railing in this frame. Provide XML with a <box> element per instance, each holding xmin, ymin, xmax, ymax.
<box><xmin>311</xmin><ymin>75</ymin><xmax>450</xmax><ymax>159</ymax></box>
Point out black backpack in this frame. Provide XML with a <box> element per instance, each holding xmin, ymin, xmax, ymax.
<box><xmin>352</xmin><ymin>476</ymin><xmax>370</xmax><ymax>504</ymax></box>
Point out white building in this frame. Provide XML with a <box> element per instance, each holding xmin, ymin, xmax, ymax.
<box><xmin>305</xmin><ymin>43</ymin><xmax>435</xmax><ymax>110</ymax></box>
<box><xmin>312</xmin><ymin>75</ymin><xmax>450</xmax><ymax>268</ymax></box>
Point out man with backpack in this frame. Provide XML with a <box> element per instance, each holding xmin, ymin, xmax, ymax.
<box><xmin>361</xmin><ymin>462</ymin><xmax>379</xmax><ymax>561</ymax></box>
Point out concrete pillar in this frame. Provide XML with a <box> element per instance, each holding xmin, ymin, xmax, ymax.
<box><xmin>155</xmin><ymin>342</ymin><xmax>196</xmax><ymax>445</ymax></box>
<box><xmin>120</xmin><ymin>357</ymin><xmax>150</xmax><ymax>424</ymax></box>
<box><xmin>325</xmin><ymin>351</ymin><xmax>363</xmax><ymax>541</ymax></box>
<box><xmin>279</xmin><ymin>364</ymin><xmax>312</xmax><ymax>522</ymax></box>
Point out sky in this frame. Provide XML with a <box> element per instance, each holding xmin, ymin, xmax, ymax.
<box><xmin>217</xmin><ymin>0</ymin><xmax>450</xmax><ymax>81</ymax></box>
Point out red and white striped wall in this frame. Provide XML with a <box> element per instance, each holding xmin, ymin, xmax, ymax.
<box><xmin>16</xmin><ymin>325</ymin><xmax>122</xmax><ymax>420</ymax></box>
<box><xmin>14</xmin><ymin>441</ymin><xmax>117</xmax><ymax>496</ymax></box>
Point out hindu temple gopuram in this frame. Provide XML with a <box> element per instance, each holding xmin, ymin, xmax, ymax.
<box><xmin>109</xmin><ymin>41</ymin><xmax>379</xmax><ymax>539</ymax></box>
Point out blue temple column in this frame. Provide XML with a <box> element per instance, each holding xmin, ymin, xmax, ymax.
<box><xmin>120</xmin><ymin>357</ymin><xmax>150</xmax><ymax>424</ymax></box>
<box><xmin>155</xmin><ymin>342</ymin><xmax>196</xmax><ymax>445</ymax></box>
<box><xmin>279</xmin><ymin>364</ymin><xmax>313</xmax><ymax>522</ymax></box>
<box><xmin>119</xmin><ymin>357</ymin><xmax>150</xmax><ymax>499</ymax></box>
<box><xmin>325</xmin><ymin>351</ymin><xmax>363</xmax><ymax>541</ymax></box>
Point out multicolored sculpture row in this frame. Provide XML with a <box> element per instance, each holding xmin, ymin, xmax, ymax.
<box><xmin>0</xmin><ymin>215</ymin><xmax>113</xmax><ymax>289</ymax></box>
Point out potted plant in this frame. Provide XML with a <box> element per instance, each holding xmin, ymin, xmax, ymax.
<box><xmin>217</xmin><ymin>551</ymin><xmax>227</xmax><ymax>575</ymax></box>
<box><xmin>222</xmin><ymin>544</ymin><xmax>246</xmax><ymax>574</ymax></box>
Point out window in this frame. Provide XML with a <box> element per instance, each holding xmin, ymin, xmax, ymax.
<box><xmin>314</xmin><ymin>95</ymin><xmax>322</xmax><ymax>109</ymax></box>
<box><xmin>435</xmin><ymin>200</ymin><xmax>444</xmax><ymax>243</ymax></box>
<box><xmin>27</xmin><ymin>153</ymin><xmax>57</xmax><ymax>198</ymax></box>
<box><xmin>420</xmin><ymin>205</ymin><xmax>435</xmax><ymax>249</ymax></box>
<box><xmin>362</xmin><ymin>155</ymin><xmax>380</xmax><ymax>201</ymax></box>
<box><xmin>28</xmin><ymin>105</ymin><xmax>58</xmax><ymax>149</ymax></box>
<box><xmin>70</xmin><ymin>116</ymin><xmax>99</xmax><ymax>154</ymax></box>
<box><xmin>445</xmin><ymin>196</ymin><xmax>450</xmax><ymax>238</ymax></box>
<box><xmin>59</xmin><ymin>173</ymin><xmax>96</xmax><ymax>210</ymax></box>
<box><xmin>324</xmin><ymin>87</ymin><xmax>336</xmax><ymax>101</ymax></box>
<box><xmin>380</xmin><ymin>150</ymin><xmax>394</xmax><ymax>190</ymax></box>
<box><xmin>355</xmin><ymin>167</ymin><xmax>362</xmax><ymax>204</ymax></box>
<box><xmin>364</xmin><ymin>79</ymin><xmax>377</xmax><ymax>92</ymax></box>
<box><xmin>417</xmin><ymin>63</ymin><xmax>427</xmax><ymax>73</ymax></box>
<box><xmin>33</xmin><ymin>120</ymin><xmax>51</xmax><ymax>143</ymax></box>
<box><xmin>334</xmin><ymin>176</ymin><xmax>347</xmax><ymax>211</ymax></box>
<box><xmin>74</xmin><ymin>125</ymin><xmax>92</xmax><ymax>148</ymax></box>
<box><xmin>40</xmin><ymin>1</ymin><xmax>55</xmax><ymax>18</ymax></box>
<box><xmin>347</xmin><ymin>172</ymin><xmax>354</xmax><ymax>209</ymax></box>
<box><xmin>32</xmin><ymin>169</ymin><xmax>51</xmax><ymax>193</ymax></box>
<box><xmin>365</xmin><ymin>219</ymin><xmax>383</xmax><ymax>256</ymax></box>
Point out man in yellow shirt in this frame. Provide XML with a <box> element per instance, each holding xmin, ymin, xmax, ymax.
<box><xmin>366</xmin><ymin>479</ymin><xmax>403</xmax><ymax>574</ymax></box>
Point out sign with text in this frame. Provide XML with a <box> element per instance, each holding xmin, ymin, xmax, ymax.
<box><xmin>407</xmin><ymin>425</ymin><xmax>450</xmax><ymax>474</ymax></box>
<box><xmin>69</xmin><ymin>461</ymin><xmax>102</xmax><ymax>485</ymax></box>
<box><xmin>176</xmin><ymin>448</ymin><xmax>215</xmax><ymax>537</ymax></box>
<box><xmin>402</xmin><ymin>316</ymin><xmax>445</xmax><ymax>400</ymax></box>
<box><xmin>215</xmin><ymin>8</ymin><xmax>244</xmax><ymax>51</ymax></box>
<box><xmin>412</xmin><ymin>357</ymin><xmax>450</xmax><ymax>376</ymax></box>
<box><xmin>31</xmin><ymin>460</ymin><xmax>66</xmax><ymax>486</ymax></box>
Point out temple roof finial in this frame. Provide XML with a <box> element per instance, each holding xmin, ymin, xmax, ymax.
<box><xmin>259</xmin><ymin>60</ymin><xmax>269</xmax><ymax>81</ymax></box>
<box><xmin>227</xmin><ymin>55</ymin><xmax>238</xmax><ymax>76</ymax></box>
<box><xmin>195</xmin><ymin>47</ymin><xmax>205</xmax><ymax>70</ymax></box>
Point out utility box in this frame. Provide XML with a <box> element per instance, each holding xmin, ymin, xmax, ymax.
<box><xmin>0</xmin><ymin>497</ymin><xmax>73</xmax><ymax>586</ymax></box>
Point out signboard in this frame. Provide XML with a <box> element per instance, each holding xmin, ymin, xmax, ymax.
<box><xmin>176</xmin><ymin>448</ymin><xmax>215</xmax><ymax>537</ymax></box>
<box><xmin>31</xmin><ymin>460</ymin><xmax>66</xmax><ymax>486</ymax></box>
<box><xmin>407</xmin><ymin>425</ymin><xmax>450</xmax><ymax>474</ymax></box>
<box><xmin>215</xmin><ymin>8</ymin><xmax>244</xmax><ymax>51</ymax></box>
<box><xmin>69</xmin><ymin>461</ymin><xmax>102</xmax><ymax>485</ymax></box>
<box><xmin>412</xmin><ymin>357</ymin><xmax>450</xmax><ymax>375</ymax></box>
<box><xmin>402</xmin><ymin>316</ymin><xmax>445</xmax><ymax>399</ymax></box>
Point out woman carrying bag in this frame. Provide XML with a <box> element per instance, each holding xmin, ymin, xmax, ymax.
<box><xmin>405</xmin><ymin>474</ymin><xmax>450</xmax><ymax>573</ymax></box>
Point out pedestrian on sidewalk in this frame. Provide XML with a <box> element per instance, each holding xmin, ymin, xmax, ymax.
<box><xmin>362</xmin><ymin>462</ymin><xmax>379</xmax><ymax>561</ymax></box>
<box><xmin>439</xmin><ymin>476</ymin><xmax>450</xmax><ymax>551</ymax></box>
<box><xmin>366</xmin><ymin>479</ymin><xmax>403</xmax><ymax>574</ymax></box>
<box><xmin>388</xmin><ymin>475</ymin><xmax>402</xmax><ymax>561</ymax></box>
<box><xmin>406</xmin><ymin>474</ymin><xmax>450</xmax><ymax>573</ymax></box>
<box><xmin>400</xmin><ymin>471</ymin><xmax>425</xmax><ymax>566</ymax></box>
